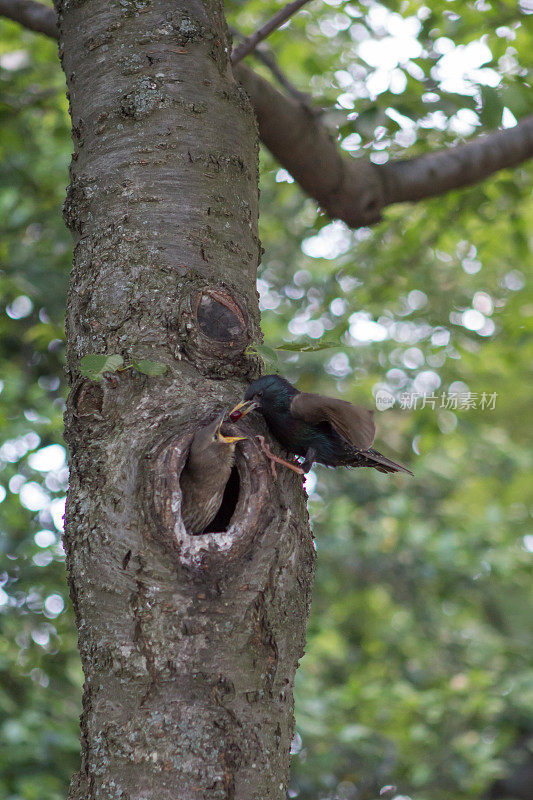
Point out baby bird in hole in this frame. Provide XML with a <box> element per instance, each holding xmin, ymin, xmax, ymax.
<box><xmin>180</xmin><ymin>410</ymin><xmax>246</xmax><ymax>535</ymax></box>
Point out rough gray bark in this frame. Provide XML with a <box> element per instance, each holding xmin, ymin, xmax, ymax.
<box><xmin>56</xmin><ymin>1</ymin><xmax>315</xmax><ymax>798</ymax></box>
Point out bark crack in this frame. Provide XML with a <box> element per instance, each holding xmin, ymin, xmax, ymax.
<box><xmin>131</xmin><ymin>559</ymin><xmax>160</xmax><ymax>707</ymax></box>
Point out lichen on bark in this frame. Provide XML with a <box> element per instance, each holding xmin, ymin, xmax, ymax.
<box><xmin>57</xmin><ymin>1</ymin><xmax>316</xmax><ymax>798</ymax></box>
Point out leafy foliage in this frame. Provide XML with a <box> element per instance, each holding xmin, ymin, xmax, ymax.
<box><xmin>79</xmin><ymin>353</ymin><xmax>168</xmax><ymax>380</ymax></box>
<box><xmin>79</xmin><ymin>353</ymin><xmax>124</xmax><ymax>381</ymax></box>
<box><xmin>131</xmin><ymin>358</ymin><xmax>168</xmax><ymax>376</ymax></box>
<box><xmin>1</xmin><ymin>3</ymin><xmax>532</xmax><ymax>800</ymax></box>
<box><xmin>245</xmin><ymin>341</ymin><xmax>281</xmax><ymax>367</ymax></box>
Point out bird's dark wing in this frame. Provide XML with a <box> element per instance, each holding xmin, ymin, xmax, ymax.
<box><xmin>290</xmin><ymin>392</ymin><xmax>376</xmax><ymax>450</ymax></box>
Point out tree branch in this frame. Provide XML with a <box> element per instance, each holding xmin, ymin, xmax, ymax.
<box><xmin>234</xmin><ymin>63</ymin><xmax>388</xmax><ymax>227</ymax></box>
<box><xmin>230</xmin><ymin>25</ymin><xmax>313</xmax><ymax>109</ymax></box>
<box><xmin>0</xmin><ymin>0</ymin><xmax>58</xmax><ymax>38</ymax></box>
<box><xmin>383</xmin><ymin>118</ymin><xmax>533</xmax><ymax>203</ymax></box>
<box><xmin>252</xmin><ymin>44</ymin><xmax>315</xmax><ymax>109</ymax></box>
<box><xmin>235</xmin><ymin>64</ymin><xmax>533</xmax><ymax>227</ymax></box>
<box><xmin>231</xmin><ymin>0</ymin><xmax>311</xmax><ymax>66</ymax></box>
<box><xmin>2</xmin><ymin>0</ymin><xmax>533</xmax><ymax>229</ymax></box>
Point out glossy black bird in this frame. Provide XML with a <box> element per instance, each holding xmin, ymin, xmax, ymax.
<box><xmin>180</xmin><ymin>410</ymin><xmax>246</xmax><ymax>534</ymax></box>
<box><xmin>233</xmin><ymin>374</ymin><xmax>412</xmax><ymax>476</ymax></box>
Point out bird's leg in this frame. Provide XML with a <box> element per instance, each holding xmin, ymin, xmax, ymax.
<box><xmin>256</xmin><ymin>435</ymin><xmax>305</xmax><ymax>478</ymax></box>
<box><xmin>301</xmin><ymin>448</ymin><xmax>316</xmax><ymax>474</ymax></box>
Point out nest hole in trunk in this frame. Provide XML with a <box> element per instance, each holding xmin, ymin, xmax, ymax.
<box><xmin>148</xmin><ymin>428</ymin><xmax>271</xmax><ymax>565</ymax></box>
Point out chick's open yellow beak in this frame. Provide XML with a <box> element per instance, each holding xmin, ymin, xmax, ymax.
<box><xmin>218</xmin><ymin>433</ymin><xmax>247</xmax><ymax>444</ymax></box>
<box><xmin>214</xmin><ymin>412</ymin><xmax>247</xmax><ymax>444</ymax></box>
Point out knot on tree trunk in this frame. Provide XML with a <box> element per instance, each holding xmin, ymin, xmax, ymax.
<box><xmin>177</xmin><ymin>284</ymin><xmax>260</xmax><ymax>379</ymax></box>
<box><xmin>71</xmin><ymin>379</ymin><xmax>105</xmax><ymax>417</ymax></box>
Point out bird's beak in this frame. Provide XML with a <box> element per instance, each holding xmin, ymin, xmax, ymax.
<box><xmin>218</xmin><ymin>432</ymin><xmax>247</xmax><ymax>444</ymax></box>
<box><xmin>214</xmin><ymin>411</ymin><xmax>247</xmax><ymax>444</ymax></box>
<box><xmin>228</xmin><ymin>399</ymin><xmax>259</xmax><ymax>422</ymax></box>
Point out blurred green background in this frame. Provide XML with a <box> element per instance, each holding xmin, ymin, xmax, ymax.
<box><xmin>0</xmin><ymin>1</ymin><xmax>532</xmax><ymax>798</ymax></box>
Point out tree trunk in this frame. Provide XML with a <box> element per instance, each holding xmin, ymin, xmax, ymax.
<box><xmin>56</xmin><ymin>1</ymin><xmax>316</xmax><ymax>798</ymax></box>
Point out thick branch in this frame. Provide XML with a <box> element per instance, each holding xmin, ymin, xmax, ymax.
<box><xmin>0</xmin><ymin>0</ymin><xmax>57</xmax><ymax>37</ymax></box>
<box><xmin>383</xmin><ymin>117</ymin><xmax>533</xmax><ymax>203</ymax></box>
<box><xmin>235</xmin><ymin>64</ymin><xmax>533</xmax><ymax>226</ymax></box>
<box><xmin>234</xmin><ymin>63</ymin><xmax>386</xmax><ymax>227</ymax></box>
<box><xmin>2</xmin><ymin>1</ymin><xmax>533</xmax><ymax>229</ymax></box>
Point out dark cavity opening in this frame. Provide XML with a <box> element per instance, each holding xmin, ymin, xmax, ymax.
<box><xmin>196</xmin><ymin>293</ymin><xmax>244</xmax><ymax>342</ymax></box>
<box><xmin>201</xmin><ymin>466</ymin><xmax>240</xmax><ymax>534</ymax></box>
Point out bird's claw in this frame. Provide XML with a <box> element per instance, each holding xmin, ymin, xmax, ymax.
<box><xmin>256</xmin><ymin>435</ymin><xmax>305</xmax><ymax>478</ymax></box>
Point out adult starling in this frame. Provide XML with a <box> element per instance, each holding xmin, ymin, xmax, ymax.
<box><xmin>233</xmin><ymin>374</ymin><xmax>413</xmax><ymax>476</ymax></box>
<box><xmin>180</xmin><ymin>410</ymin><xmax>246</xmax><ymax>535</ymax></box>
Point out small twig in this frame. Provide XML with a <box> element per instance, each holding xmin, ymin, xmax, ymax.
<box><xmin>256</xmin><ymin>435</ymin><xmax>305</xmax><ymax>478</ymax></box>
<box><xmin>230</xmin><ymin>25</ymin><xmax>313</xmax><ymax>109</ymax></box>
<box><xmin>231</xmin><ymin>0</ymin><xmax>312</xmax><ymax>66</ymax></box>
<box><xmin>254</xmin><ymin>45</ymin><xmax>315</xmax><ymax>109</ymax></box>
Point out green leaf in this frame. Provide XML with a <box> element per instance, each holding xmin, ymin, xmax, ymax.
<box><xmin>132</xmin><ymin>359</ymin><xmax>168</xmax><ymax>376</ymax></box>
<box><xmin>245</xmin><ymin>343</ymin><xmax>279</xmax><ymax>366</ymax></box>
<box><xmin>276</xmin><ymin>340</ymin><xmax>340</xmax><ymax>353</ymax></box>
<box><xmin>79</xmin><ymin>353</ymin><xmax>124</xmax><ymax>380</ymax></box>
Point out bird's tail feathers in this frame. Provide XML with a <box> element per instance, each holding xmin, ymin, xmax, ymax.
<box><xmin>365</xmin><ymin>448</ymin><xmax>414</xmax><ymax>476</ymax></box>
